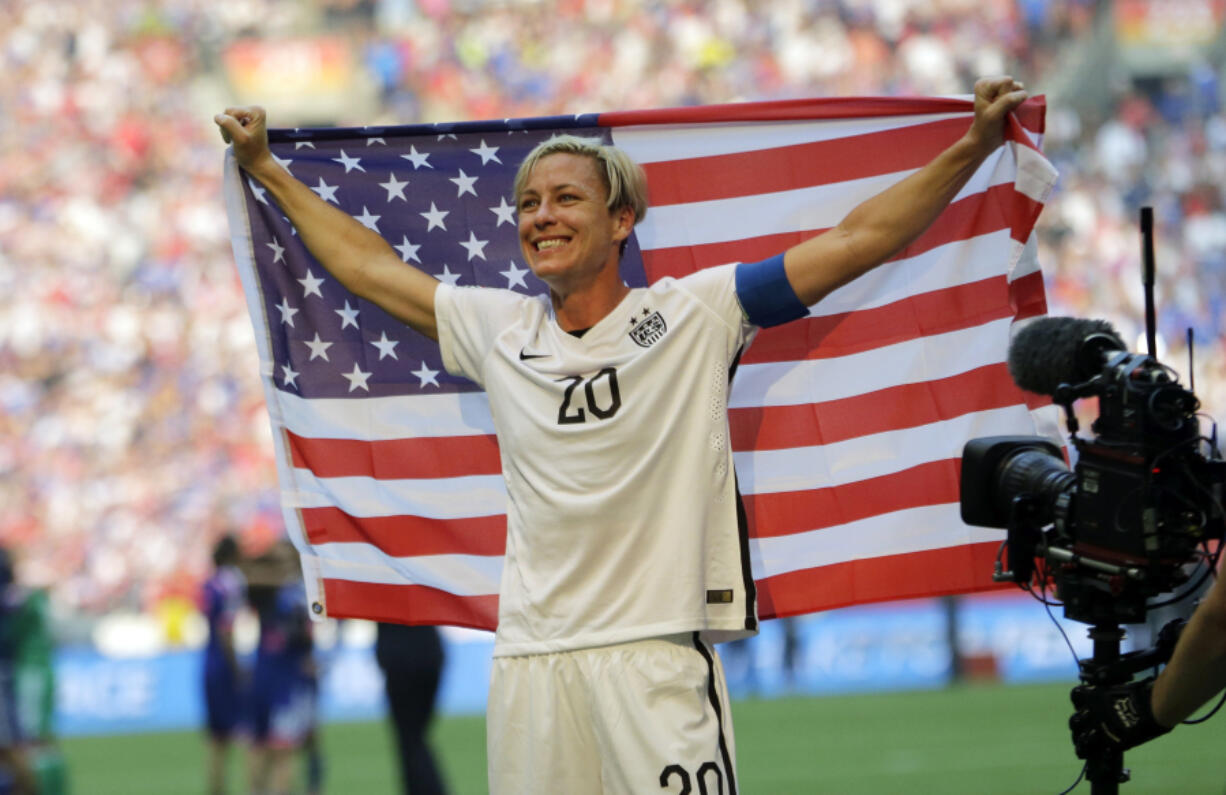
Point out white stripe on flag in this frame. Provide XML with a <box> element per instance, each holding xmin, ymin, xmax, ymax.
<box><xmin>279</xmin><ymin>390</ymin><xmax>495</xmax><ymax>441</ymax></box>
<box><xmin>610</xmin><ymin>112</ymin><xmax>971</xmax><ymax>163</ymax></box>
<box><xmin>809</xmin><ymin>230</ymin><xmax>1015</xmax><ymax>316</ymax></box>
<box><xmin>314</xmin><ymin>545</ymin><xmax>502</xmax><ymax>595</ymax></box>
<box><xmin>635</xmin><ymin>149</ymin><xmax>1014</xmax><ymax>251</ymax></box>
<box><xmin>733</xmin><ymin>404</ymin><xmax>1033</xmax><ymax>495</ymax></box>
<box><xmin>731</xmin><ymin>318</ymin><xmax>1014</xmax><ymax>408</ymax></box>
<box><xmin>284</xmin><ymin>470</ymin><xmax>508</xmax><ymax>517</ymax></box>
<box><xmin>1014</xmin><ymin>142</ymin><xmax>1059</xmax><ymax>203</ymax></box>
<box><xmin>750</xmin><ymin>503</ymin><xmax>1004</xmax><ymax>578</ymax></box>
<box><xmin>1011</xmin><ymin>236</ymin><xmax>1041</xmax><ymax>281</ymax></box>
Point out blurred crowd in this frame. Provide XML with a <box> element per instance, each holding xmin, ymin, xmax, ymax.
<box><xmin>1040</xmin><ymin>76</ymin><xmax>1226</xmax><ymax>415</ymax></box>
<box><xmin>3</xmin><ymin>0</ymin><xmax>1224</xmax><ymax>626</ymax></box>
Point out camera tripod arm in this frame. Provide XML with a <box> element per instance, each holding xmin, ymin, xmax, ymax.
<box><xmin>1078</xmin><ymin>619</ymin><xmax>1186</xmax><ymax>687</ymax></box>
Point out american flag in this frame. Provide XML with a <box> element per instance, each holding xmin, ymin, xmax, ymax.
<box><xmin>223</xmin><ymin>96</ymin><xmax>1060</xmax><ymax>630</ymax></box>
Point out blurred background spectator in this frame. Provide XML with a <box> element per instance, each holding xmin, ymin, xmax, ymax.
<box><xmin>200</xmin><ymin>534</ymin><xmax>247</xmax><ymax>795</ymax></box>
<box><xmin>246</xmin><ymin>540</ymin><xmax>321</xmax><ymax>795</ymax></box>
<box><xmin>2</xmin><ymin>0</ymin><xmax>1225</xmax><ymax>652</ymax></box>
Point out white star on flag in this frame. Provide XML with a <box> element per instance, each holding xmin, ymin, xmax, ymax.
<box><xmin>412</xmin><ymin>361</ymin><xmax>440</xmax><ymax>388</ymax></box>
<box><xmin>471</xmin><ymin>140</ymin><xmax>501</xmax><ymax>165</ymax></box>
<box><xmin>342</xmin><ymin>363</ymin><xmax>372</xmax><ymax>392</ymax></box>
<box><xmin>267</xmin><ymin>238</ymin><xmax>286</xmax><ymax>264</ymax></box>
<box><xmin>304</xmin><ymin>333</ymin><xmax>333</xmax><ymax>361</ymax></box>
<box><xmin>294</xmin><ymin>141</ymin><xmax>316</xmax><ymax>149</ymax></box>
<box><xmin>436</xmin><ymin>265</ymin><xmax>461</xmax><ymax>285</ymax></box>
<box><xmin>450</xmin><ymin>169</ymin><xmax>478</xmax><ymax>198</ymax></box>
<box><xmin>501</xmin><ymin>261</ymin><xmax>529</xmax><ymax>289</ymax></box>
<box><xmin>394</xmin><ymin>236</ymin><xmax>422</xmax><ymax>263</ymax></box>
<box><xmin>333</xmin><ymin>150</ymin><xmax>365</xmax><ymax>173</ymax></box>
<box><xmin>401</xmin><ymin>146</ymin><xmax>432</xmax><ymax>169</ymax></box>
<box><xmin>281</xmin><ymin>364</ymin><xmax>299</xmax><ymax>388</ymax></box>
<box><xmin>459</xmin><ymin>231</ymin><xmax>489</xmax><ymax>261</ymax></box>
<box><xmin>247</xmin><ymin>178</ymin><xmax>269</xmax><ymax>205</ymax></box>
<box><xmin>311</xmin><ymin>177</ymin><xmax>339</xmax><ymax>203</ymax></box>
<box><xmin>298</xmin><ymin>270</ymin><xmax>325</xmax><ymax>298</ymax></box>
<box><xmin>420</xmin><ymin>203</ymin><xmax>448</xmax><ymax>231</ymax></box>
<box><xmin>366</xmin><ymin>137</ymin><xmax>386</xmax><ymax>146</ymax></box>
<box><xmin>489</xmin><ymin>196</ymin><xmax>516</xmax><ymax>226</ymax></box>
<box><xmin>271</xmin><ymin>152</ymin><xmax>294</xmax><ymax>172</ymax></box>
<box><xmin>370</xmin><ymin>332</ymin><xmax>400</xmax><ymax>360</ymax></box>
<box><xmin>335</xmin><ymin>300</ymin><xmax>360</xmax><ymax>329</ymax></box>
<box><xmin>355</xmin><ymin>207</ymin><xmax>381</xmax><ymax>233</ymax></box>
<box><xmin>276</xmin><ymin>298</ymin><xmax>298</xmax><ymax>326</ymax></box>
<box><xmin>380</xmin><ymin>173</ymin><xmax>409</xmax><ymax>201</ymax></box>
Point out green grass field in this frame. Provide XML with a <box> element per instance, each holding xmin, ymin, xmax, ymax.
<box><xmin>60</xmin><ymin>681</ymin><xmax>1225</xmax><ymax>794</ymax></box>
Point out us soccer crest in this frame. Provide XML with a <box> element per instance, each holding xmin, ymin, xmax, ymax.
<box><xmin>629</xmin><ymin>310</ymin><xmax>667</xmax><ymax>347</ymax></box>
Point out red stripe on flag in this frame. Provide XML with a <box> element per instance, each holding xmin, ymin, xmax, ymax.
<box><xmin>743</xmin><ymin>277</ymin><xmax>1014</xmax><ymax>364</ymax></box>
<box><xmin>1013</xmin><ymin>96</ymin><xmax>1045</xmax><ymax>135</ymax></box>
<box><xmin>321</xmin><ymin>578</ymin><xmax>498</xmax><ymax>630</ymax></box>
<box><xmin>600</xmin><ymin>95</ymin><xmax>977</xmax><ymax>127</ymax></box>
<box><xmin>743</xmin><ymin>460</ymin><xmax>960</xmax><ymax>539</ymax></box>
<box><xmin>642</xmin><ymin>228</ymin><xmax>817</xmax><ymax>283</ymax></box>
<box><xmin>755</xmin><ymin>541</ymin><xmax>1011</xmax><ymax>620</ymax></box>
<box><xmin>301</xmin><ymin>507</ymin><xmax>507</xmax><ymax>556</ymax></box>
<box><xmin>640</xmin><ymin>183</ymin><xmax>1042</xmax><ymax>282</ymax></box>
<box><xmin>288</xmin><ymin>430</ymin><xmax>502</xmax><ymax>479</ymax></box>
<box><xmin>643</xmin><ymin>118</ymin><xmax>969</xmax><ymax>207</ymax></box>
<box><xmin>731</xmin><ymin>364</ymin><xmax>1023</xmax><ymax>453</ymax></box>
<box><xmin>1011</xmin><ymin>269</ymin><xmax>1048</xmax><ymax>322</ymax></box>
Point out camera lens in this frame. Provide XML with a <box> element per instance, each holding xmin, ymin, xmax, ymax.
<box><xmin>995</xmin><ymin>447</ymin><xmax>1077</xmax><ymax>526</ymax></box>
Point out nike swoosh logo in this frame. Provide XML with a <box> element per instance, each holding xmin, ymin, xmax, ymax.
<box><xmin>519</xmin><ymin>349</ymin><xmax>549</xmax><ymax>361</ymax></box>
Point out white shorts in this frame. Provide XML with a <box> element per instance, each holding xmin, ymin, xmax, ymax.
<box><xmin>487</xmin><ymin>633</ymin><xmax>738</xmax><ymax>795</ymax></box>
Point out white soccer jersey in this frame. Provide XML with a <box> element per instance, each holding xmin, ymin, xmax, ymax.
<box><xmin>435</xmin><ymin>264</ymin><xmax>759</xmax><ymax>656</ymax></box>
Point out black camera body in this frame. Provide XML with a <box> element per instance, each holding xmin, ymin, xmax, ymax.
<box><xmin>960</xmin><ymin>328</ymin><xmax>1222</xmax><ymax>625</ymax></box>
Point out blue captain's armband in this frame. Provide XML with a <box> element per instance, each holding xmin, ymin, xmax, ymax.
<box><xmin>734</xmin><ymin>253</ymin><xmax>809</xmax><ymax>328</ymax></box>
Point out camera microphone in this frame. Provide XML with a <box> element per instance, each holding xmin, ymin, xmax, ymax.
<box><xmin>1007</xmin><ymin>317</ymin><xmax>1126</xmax><ymax>397</ymax></box>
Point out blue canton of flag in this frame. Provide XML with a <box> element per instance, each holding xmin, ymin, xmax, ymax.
<box><xmin>241</xmin><ymin>118</ymin><xmax>648</xmax><ymax>400</ymax></box>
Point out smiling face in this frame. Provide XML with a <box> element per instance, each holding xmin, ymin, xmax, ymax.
<box><xmin>517</xmin><ymin>152</ymin><xmax>635</xmax><ymax>295</ymax></box>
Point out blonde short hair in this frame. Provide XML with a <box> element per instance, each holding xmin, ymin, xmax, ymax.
<box><xmin>513</xmin><ymin>134</ymin><xmax>649</xmax><ymax>225</ymax></box>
